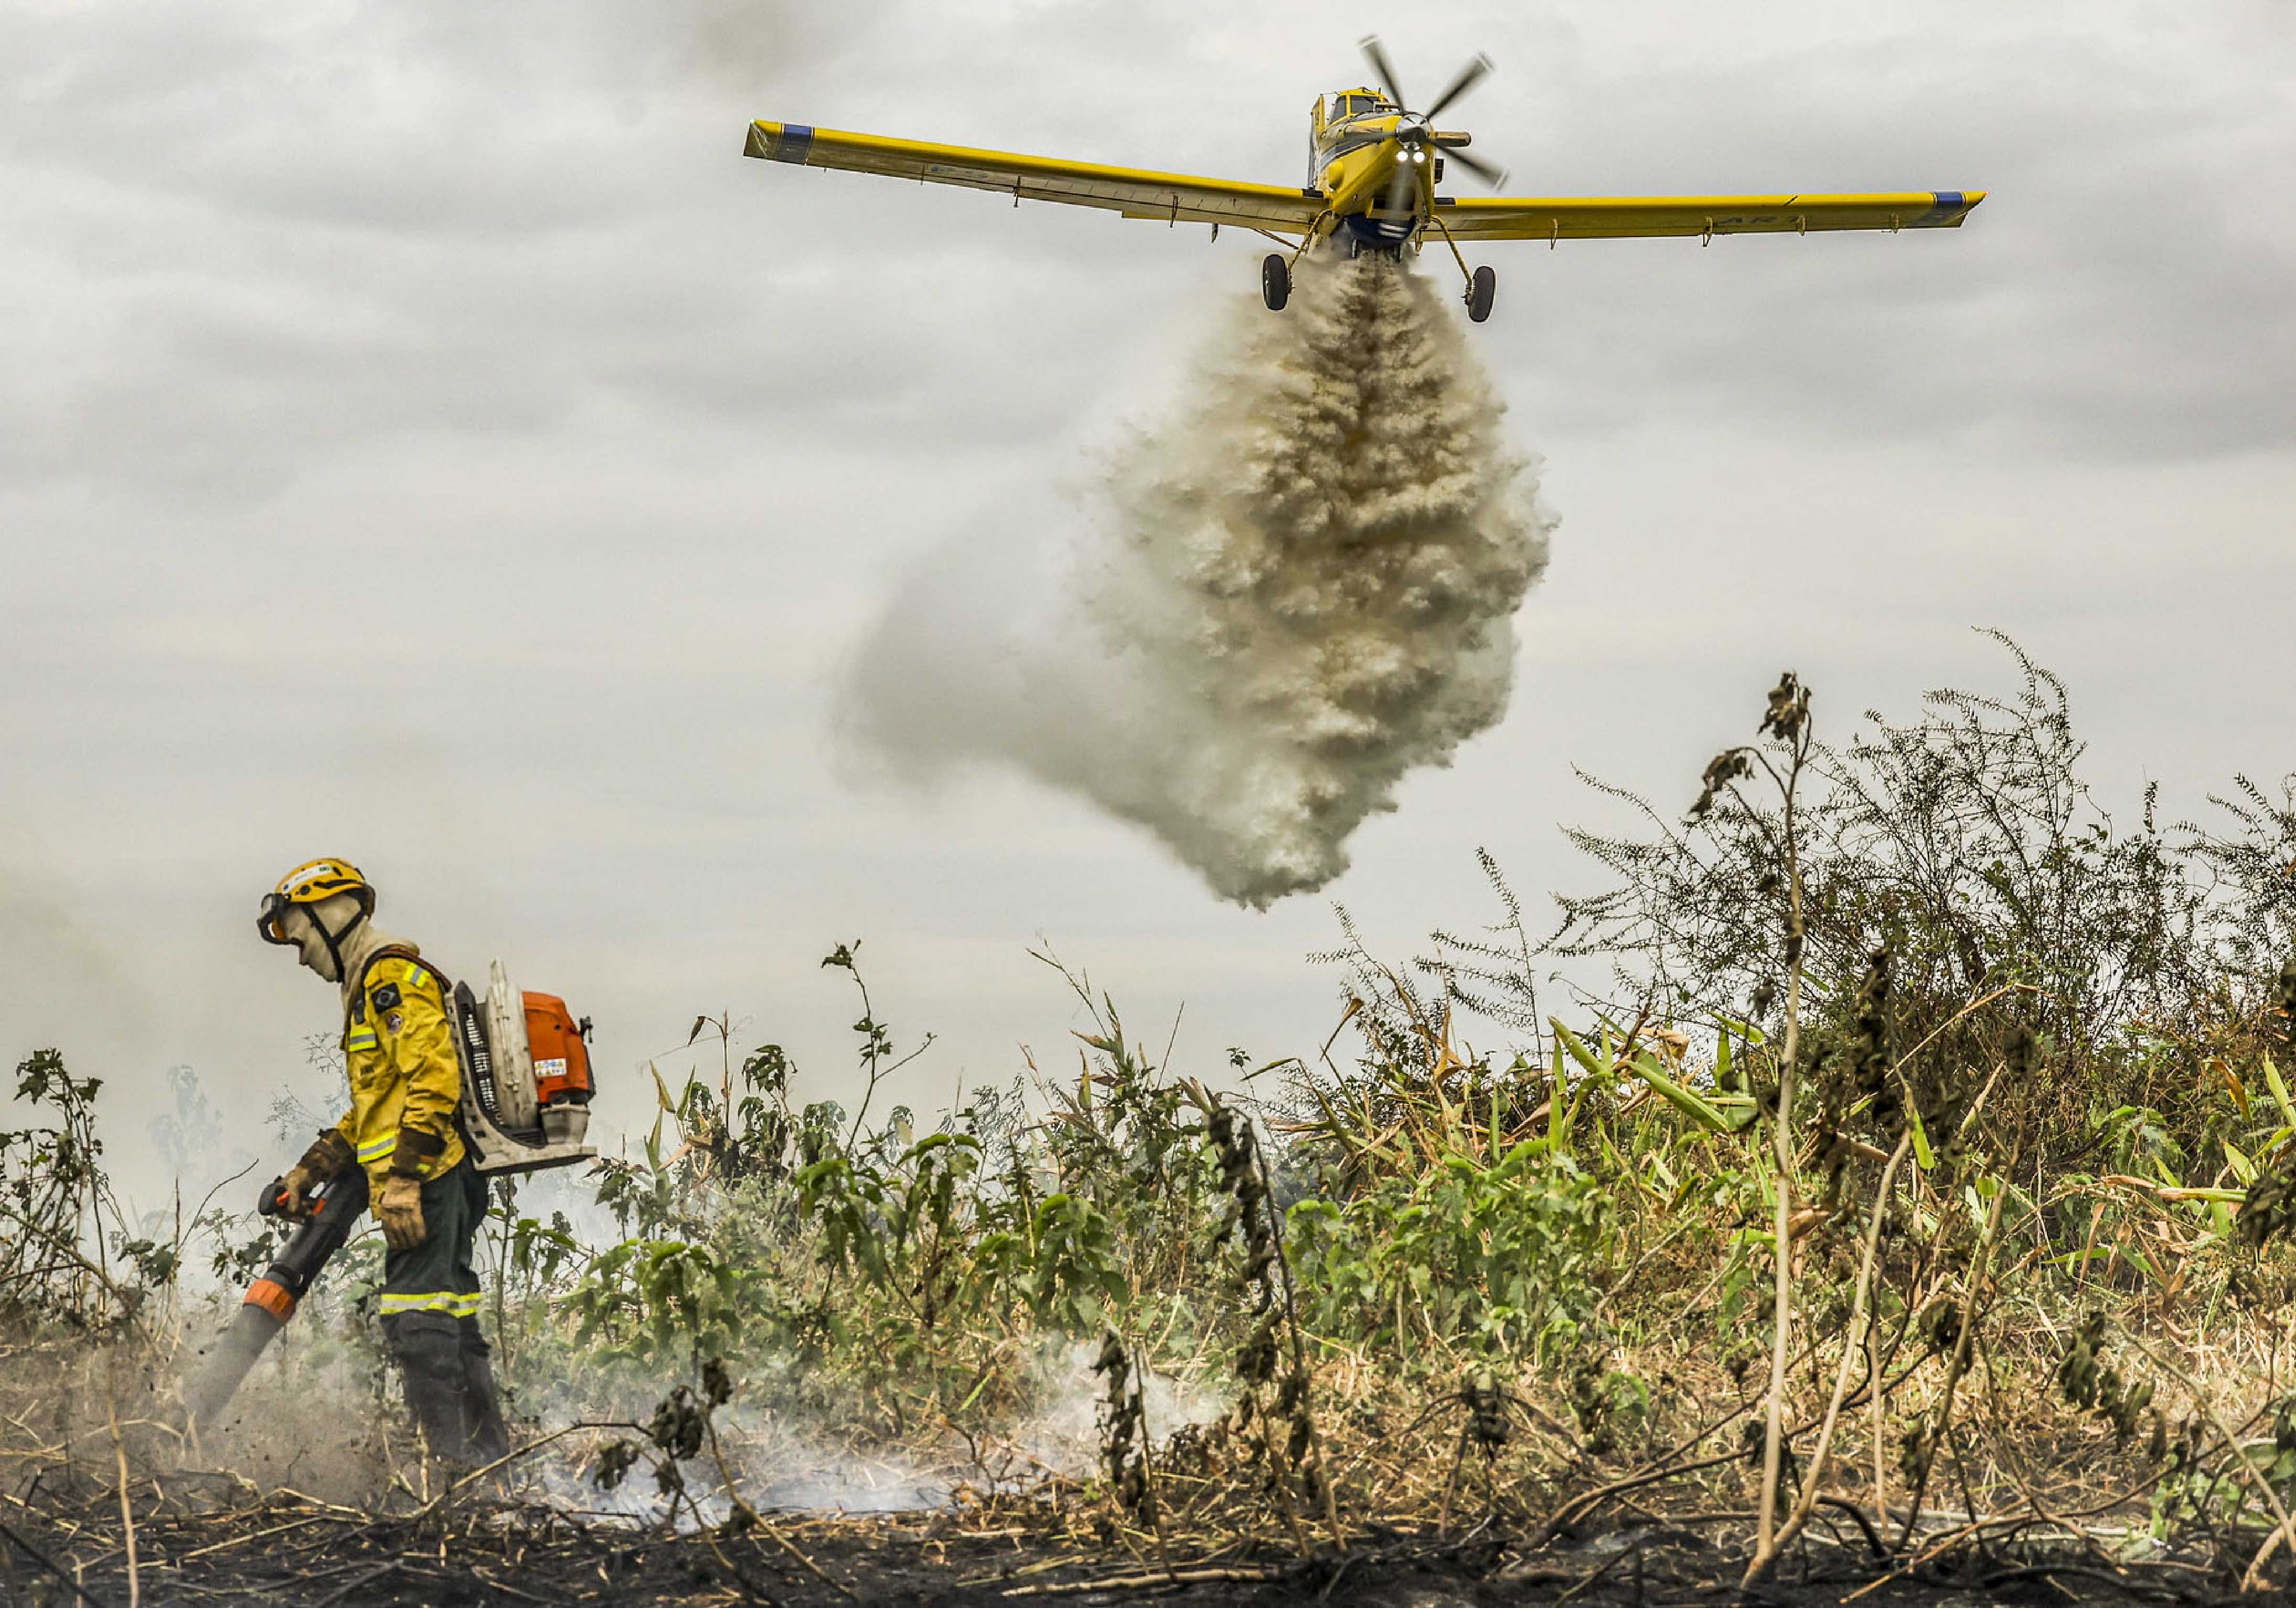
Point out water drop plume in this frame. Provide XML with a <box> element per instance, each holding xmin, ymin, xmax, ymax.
<box><xmin>841</xmin><ymin>251</ymin><xmax>1555</xmax><ymax>908</ymax></box>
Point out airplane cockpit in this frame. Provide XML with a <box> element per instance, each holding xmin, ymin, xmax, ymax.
<box><xmin>1310</xmin><ymin>88</ymin><xmax>1396</xmax><ymax>179</ymax></box>
<box><xmin>1320</xmin><ymin>89</ymin><xmax>1392</xmax><ymax>127</ymax></box>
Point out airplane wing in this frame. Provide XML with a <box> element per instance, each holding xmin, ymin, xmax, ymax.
<box><xmin>1433</xmin><ymin>191</ymin><xmax>1983</xmax><ymax>242</ymax></box>
<box><xmin>746</xmin><ymin>121</ymin><xmax>1325</xmax><ymax>235</ymax></box>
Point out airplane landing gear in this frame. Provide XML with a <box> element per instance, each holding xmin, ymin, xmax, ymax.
<box><xmin>1262</xmin><ymin>253</ymin><xmax>1290</xmax><ymax>311</ymax></box>
<box><xmin>1466</xmin><ymin>264</ymin><xmax>1496</xmax><ymax>323</ymax></box>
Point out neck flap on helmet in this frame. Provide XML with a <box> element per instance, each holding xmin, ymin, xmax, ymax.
<box><xmin>309</xmin><ymin>898</ymin><xmax>367</xmax><ymax>982</ymax></box>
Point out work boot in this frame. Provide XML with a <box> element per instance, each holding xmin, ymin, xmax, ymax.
<box><xmin>388</xmin><ymin>1311</ymin><xmax>489</xmax><ymax>1463</ymax></box>
<box><xmin>460</xmin><ymin>1325</ymin><xmax>511</xmax><ymax>1464</ymax></box>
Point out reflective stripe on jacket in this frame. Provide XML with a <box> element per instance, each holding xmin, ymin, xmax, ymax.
<box><xmin>333</xmin><ymin>951</ymin><xmax>466</xmax><ymax>1188</ymax></box>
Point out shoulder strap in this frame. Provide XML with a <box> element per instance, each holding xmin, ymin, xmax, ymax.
<box><xmin>343</xmin><ymin>945</ymin><xmax>453</xmax><ymax>1029</ymax></box>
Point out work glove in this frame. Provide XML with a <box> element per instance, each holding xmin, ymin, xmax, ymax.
<box><xmin>279</xmin><ymin>1164</ymin><xmax>322</xmax><ymax>1218</ymax></box>
<box><xmin>282</xmin><ymin>1131</ymin><xmax>355</xmax><ymax>1216</ymax></box>
<box><xmin>378</xmin><ymin>1174</ymin><xmax>426</xmax><ymax>1250</ymax></box>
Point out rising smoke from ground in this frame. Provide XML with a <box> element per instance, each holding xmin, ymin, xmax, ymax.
<box><xmin>842</xmin><ymin>252</ymin><xmax>1555</xmax><ymax>908</ymax></box>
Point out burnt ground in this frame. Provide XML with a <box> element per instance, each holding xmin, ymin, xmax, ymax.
<box><xmin>0</xmin><ymin>1488</ymin><xmax>2247</xmax><ymax>1608</ymax></box>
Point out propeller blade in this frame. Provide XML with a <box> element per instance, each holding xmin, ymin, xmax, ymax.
<box><xmin>1445</xmin><ymin>144</ymin><xmax>1509</xmax><ymax>189</ymax></box>
<box><xmin>1359</xmin><ymin>35</ymin><xmax>1408</xmax><ymax>110</ymax></box>
<box><xmin>1423</xmin><ymin>52</ymin><xmax>1494</xmax><ymax>122</ymax></box>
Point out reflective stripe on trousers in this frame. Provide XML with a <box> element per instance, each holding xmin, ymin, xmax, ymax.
<box><xmin>378</xmin><ymin>1290</ymin><xmax>483</xmax><ymax>1318</ymax></box>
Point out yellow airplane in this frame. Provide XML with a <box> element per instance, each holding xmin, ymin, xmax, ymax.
<box><xmin>744</xmin><ymin>39</ymin><xmax>1983</xmax><ymax>324</ymax></box>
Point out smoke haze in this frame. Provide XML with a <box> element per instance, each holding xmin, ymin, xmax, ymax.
<box><xmin>843</xmin><ymin>253</ymin><xmax>1556</xmax><ymax>908</ymax></box>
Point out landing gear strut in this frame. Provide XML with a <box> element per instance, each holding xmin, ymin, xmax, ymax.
<box><xmin>1466</xmin><ymin>264</ymin><xmax>1496</xmax><ymax>323</ymax></box>
<box><xmin>1261</xmin><ymin>253</ymin><xmax>1290</xmax><ymax>311</ymax></box>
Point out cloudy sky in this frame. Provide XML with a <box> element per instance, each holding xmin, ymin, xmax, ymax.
<box><xmin>4</xmin><ymin>0</ymin><xmax>2291</xmax><ymax>1201</ymax></box>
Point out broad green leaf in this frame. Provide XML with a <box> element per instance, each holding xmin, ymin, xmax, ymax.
<box><xmin>1627</xmin><ymin>1053</ymin><xmax>1753</xmax><ymax>1134</ymax></box>
<box><xmin>2225</xmin><ymin>1137</ymin><xmax>2258</xmax><ymax>1185</ymax></box>
<box><xmin>2127</xmin><ymin>1245</ymin><xmax>2164</xmax><ymax>1288</ymax></box>
<box><xmin>1592</xmin><ymin>1020</ymin><xmax>1618</xmax><ymax>1078</ymax></box>
<box><xmin>1551</xmin><ymin>1019</ymin><xmax>1602</xmax><ymax>1078</ymax></box>
<box><xmin>1908</xmin><ymin>1101</ymin><xmax>1936</xmax><ymax>1170</ymax></box>
<box><xmin>2267</xmin><ymin>1057</ymin><xmax>2296</xmax><ymax>1125</ymax></box>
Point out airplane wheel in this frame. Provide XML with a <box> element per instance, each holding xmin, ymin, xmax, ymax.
<box><xmin>1467</xmin><ymin>264</ymin><xmax>1497</xmax><ymax>323</ymax></box>
<box><xmin>1261</xmin><ymin>253</ymin><xmax>1290</xmax><ymax>312</ymax></box>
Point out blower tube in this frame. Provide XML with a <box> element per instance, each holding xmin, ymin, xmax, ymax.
<box><xmin>185</xmin><ymin>1167</ymin><xmax>369</xmax><ymax>1431</ymax></box>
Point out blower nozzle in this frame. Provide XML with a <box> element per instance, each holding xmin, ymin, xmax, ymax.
<box><xmin>184</xmin><ymin>1166</ymin><xmax>369</xmax><ymax>1432</ymax></box>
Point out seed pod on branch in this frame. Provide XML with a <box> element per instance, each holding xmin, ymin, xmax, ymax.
<box><xmin>648</xmin><ymin>1386</ymin><xmax>707</xmax><ymax>1462</ymax></box>
<box><xmin>1850</xmin><ymin>948</ymin><xmax>1894</xmax><ymax>1119</ymax></box>
<box><xmin>1760</xmin><ymin>672</ymin><xmax>1810</xmax><ymax>743</ymax></box>
<box><xmin>1093</xmin><ymin>1328</ymin><xmax>1155</xmax><ymax>1522</ymax></box>
<box><xmin>1690</xmin><ymin>750</ymin><xmax>1753</xmax><ymax>823</ymax></box>
<box><xmin>1463</xmin><ymin>1369</ymin><xmax>1510</xmax><ymax>1460</ymax></box>
<box><xmin>2056</xmin><ymin>1313</ymin><xmax>2155</xmax><ymax>1446</ymax></box>
<box><xmin>593</xmin><ymin>1439</ymin><xmax>642</xmax><ymax>1492</ymax></box>
<box><xmin>1200</xmin><ymin>1090</ymin><xmax>1337</xmax><ymax>1552</ymax></box>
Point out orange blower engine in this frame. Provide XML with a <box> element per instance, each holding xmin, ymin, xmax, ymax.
<box><xmin>447</xmin><ymin>960</ymin><xmax>600</xmax><ymax>1174</ymax></box>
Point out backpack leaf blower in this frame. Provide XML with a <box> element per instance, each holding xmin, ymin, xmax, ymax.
<box><xmin>452</xmin><ymin>960</ymin><xmax>598</xmax><ymax>1174</ymax></box>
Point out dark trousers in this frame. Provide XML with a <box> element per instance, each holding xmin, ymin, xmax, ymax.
<box><xmin>378</xmin><ymin>1158</ymin><xmax>509</xmax><ymax>1462</ymax></box>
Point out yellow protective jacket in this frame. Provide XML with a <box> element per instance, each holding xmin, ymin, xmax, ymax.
<box><xmin>334</xmin><ymin>947</ymin><xmax>466</xmax><ymax>1188</ymax></box>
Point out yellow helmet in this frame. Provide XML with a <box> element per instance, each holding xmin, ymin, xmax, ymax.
<box><xmin>257</xmin><ymin>858</ymin><xmax>375</xmax><ymax>946</ymax></box>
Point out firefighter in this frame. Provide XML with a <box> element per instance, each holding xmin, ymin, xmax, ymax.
<box><xmin>257</xmin><ymin>858</ymin><xmax>510</xmax><ymax>1464</ymax></box>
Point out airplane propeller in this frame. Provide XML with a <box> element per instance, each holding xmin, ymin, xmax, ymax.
<box><xmin>1360</xmin><ymin>35</ymin><xmax>1510</xmax><ymax>216</ymax></box>
<box><xmin>1360</xmin><ymin>36</ymin><xmax>1411</xmax><ymax>112</ymax></box>
<box><xmin>1419</xmin><ymin>53</ymin><xmax>1493</xmax><ymax>124</ymax></box>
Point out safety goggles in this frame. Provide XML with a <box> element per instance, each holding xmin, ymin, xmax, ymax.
<box><xmin>257</xmin><ymin>891</ymin><xmax>300</xmax><ymax>946</ymax></box>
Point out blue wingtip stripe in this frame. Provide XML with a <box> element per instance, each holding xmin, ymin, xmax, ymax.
<box><xmin>776</xmin><ymin>124</ymin><xmax>816</xmax><ymax>165</ymax></box>
<box><xmin>1908</xmin><ymin>189</ymin><xmax>1974</xmax><ymax>228</ymax></box>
